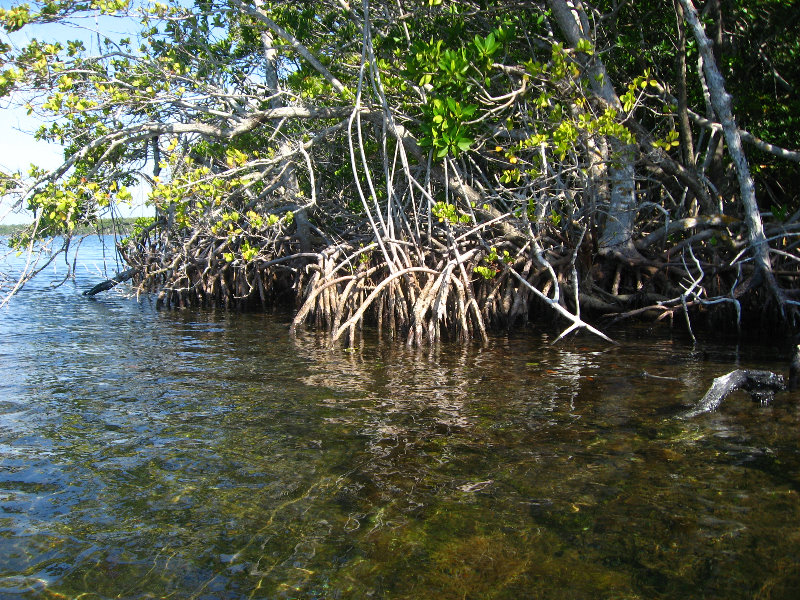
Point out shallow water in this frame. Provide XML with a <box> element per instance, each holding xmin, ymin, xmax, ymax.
<box><xmin>1</xmin><ymin>236</ymin><xmax>799</xmax><ymax>599</ymax></box>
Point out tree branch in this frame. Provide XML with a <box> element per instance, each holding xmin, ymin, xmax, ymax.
<box><xmin>231</xmin><ymin>0</ymin><xmax>349</xmax><ymax>96</ymax></box>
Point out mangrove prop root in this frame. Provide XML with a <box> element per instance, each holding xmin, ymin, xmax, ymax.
<box><xmin>113</xmin><ymin>202</ymin><xmax>799</xmax><ymax>346</ymax></box>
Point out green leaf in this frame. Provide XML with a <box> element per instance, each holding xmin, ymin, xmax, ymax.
<box><xmin>462</xmin><ymin>104</ymin><xmax>477</xmax><ymax>117</ymax></box>
<box><xmin>486</xmin><ymin>32</ymin><xmax>498</xmax><ymax>52</ymax></box>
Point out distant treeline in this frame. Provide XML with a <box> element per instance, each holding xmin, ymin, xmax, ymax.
<box><xmin>0</xmin><ymin>217</ymin><xmax>141</xmax><ymax>237</ymax></box>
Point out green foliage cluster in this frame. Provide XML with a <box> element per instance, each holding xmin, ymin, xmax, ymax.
<box><xmin>473</xmin><ymin>246</ymin><xmax>513</xmax><ymax>280</ymax></box>
<box><xmin>432</xmin><ymin>201</ymin><xmax>470</xmax><ymax>225</ymax></box>
<box><xmin>407</xmin><ymin>31</ymin><xmax>502</xmax><ymax>158</ymax></box>
<box><xmin>0</xmin><ymin>0</ymin><xmax>797</xmax><ymax>314</ymax></box>
<box><xmin>595</xmin><ymin>0</ymin><xmax>800</xmax><ymax>207</ymax></box>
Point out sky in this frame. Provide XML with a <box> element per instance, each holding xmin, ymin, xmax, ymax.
<box><xmin>0</xmin><ymin>106</ymin><xmax>71</xmax><ymax>224</ymax></box>
<box><xmin>0</xmin><ymin>1</ymin><xmax>155</xmax><ymax>224</ymax></box>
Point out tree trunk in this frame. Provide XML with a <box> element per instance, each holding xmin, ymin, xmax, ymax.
<box><xmin>673</xmin><ymin>0</ymin><xmax>695</xmax><ymax>171</ymax></box>
<box><xmin>252</xmin><ymin>0</ymin><xmax>312</xmax><ymax>252</ymax></box>
<box><xmin>254</xmin><ymin>0</ymin><xmax>280</xmax><ymax>107</ymax></box>
<box><xmin>679</xmin><ymin>0</ymin><xmax>782</xmax><ymax>302</ymax></box>
<box><xmin>547</xmin><ymin>0</ymin><xmax>638</xmax><ymax>254</ymax></box>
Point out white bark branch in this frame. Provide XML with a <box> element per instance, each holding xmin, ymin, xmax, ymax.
<box><xmin>680</xmin><ymin>0</ymin><xmax>780</xmax><ymax>297</ymax></box>
<box><xmin>231</xmin><ymin>0</ymin><xmax>349</xmax><ymax>96</ymax></box>
<box><xmin>652</xmin><ymin>82</ymin><xmax>800</xmax><ymax>163</ymax></box>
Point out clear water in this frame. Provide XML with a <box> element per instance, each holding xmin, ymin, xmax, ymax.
<box><xmin>1</xmin><ymin>236</ymin><xmax>799</xmax><ymax>599</ymax></box>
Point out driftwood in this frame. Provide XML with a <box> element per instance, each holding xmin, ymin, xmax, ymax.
<box><xmin>83</xmin><ymin>267</ymin><xmax>138</xmax><ymax>296</ymax></box>
<box><xmin>683</xmin><ymin>370</ymin><xmax>785</xmax><ymax>418</ymax></box>
<box><xmin>683</xmin><ymin>345</ymin><xmax>800</xmax><ymax>417</ymax></box>
<box><xmin>791</xmin><ymin>345</ymin><xmax>800</xmax><ymax>391</ymax></box>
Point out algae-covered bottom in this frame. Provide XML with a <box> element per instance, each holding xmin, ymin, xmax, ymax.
<box><xmin>1</xmin><ymin>237</ymin><xmax>799</xmax><ymax>599</ymax></box>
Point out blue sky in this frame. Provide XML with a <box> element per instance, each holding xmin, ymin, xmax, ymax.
<box><xmin>0</xmin><ymin>1</ymin><xmax>154</xmax><ymax>224</ymax></box>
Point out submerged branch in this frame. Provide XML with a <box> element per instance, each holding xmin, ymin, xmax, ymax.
<box><xmin>683</xmin><ymin>369</ymin><xmax>785</xmax><ymax>418</ymax></box>
<box><xmin>83</xmin><ymin>267</ymin><xmax>139</xmax><ymax>296</ymax></box>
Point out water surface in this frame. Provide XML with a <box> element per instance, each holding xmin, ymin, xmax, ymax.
<box><xmin>1</xmin><ymin>236</ymin><xmax>799</xmax><ymax>599</ymax></box>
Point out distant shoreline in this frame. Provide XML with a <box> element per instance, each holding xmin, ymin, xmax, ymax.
<box><xmin>0</xmin><ymin>217</ymin><xmax>140</xmax><ymax>237</ymax></box>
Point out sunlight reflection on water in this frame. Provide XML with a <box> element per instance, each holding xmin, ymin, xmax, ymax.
<box><xmin>1</xmin><ymin>236</ymin><xmax>799</xmax><ymax>599</ymax></box>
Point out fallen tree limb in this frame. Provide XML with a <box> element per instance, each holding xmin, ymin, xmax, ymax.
<box><xmin>83</xmin><ymin>267</ymin><xmax>138</xmax><ymax>296</ymax></box>
<box><xmin>683</xmin><ymin>369</ymin><xmax>785</xmax><ymax>418</ymax></box>
<box><xmin>504</xmin><ymin>264</ymin><xmax>616</xmax><ymax>344</ymax></box>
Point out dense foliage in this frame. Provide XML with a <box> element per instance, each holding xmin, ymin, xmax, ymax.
<box><xmin>1</xmin><ymin>0</ymin><xmax>798</xmax><ymax>342</ymax></box>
